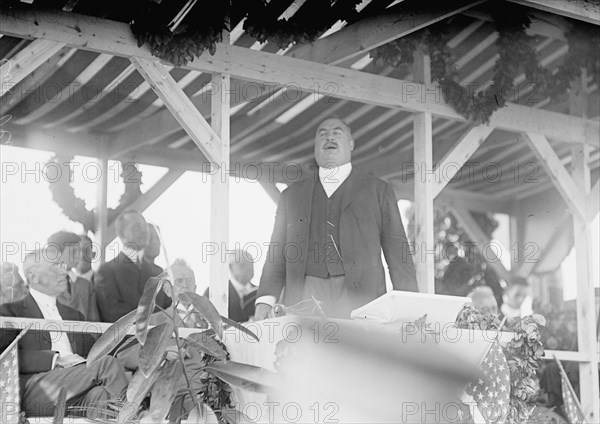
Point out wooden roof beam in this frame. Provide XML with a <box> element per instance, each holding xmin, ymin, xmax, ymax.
<box><xmin>288</xmin><ymin>0</ymin><xmax>486</xmax><ymax>65</ymax></box>
<box><xmin>131</xmin><ymin>57</ymin><xmax>222</xmax><ymax>163</ymax></box>
<box><xmin>507</xmin><ymin>0</ymin><xmax>600</xmax><ymax>25</ymax></box>
<box><xmin>449</xmin><ymin>206</ymin><xmax>513</xmax><ymax>283</ymax></box>
<box><xmin>523</xmin><ymin>132</ymin><xmax>587</xmax><ymax>219</ymax></box>
<box><xmin>1</xmin><ymin>9</ymin><xmax>598</xmax><ymax>146</ymax></box>
<box><xmin>0</xmin><ymin>39</ymin><xmax>64</xmax><ymax>96</ymax></box>
<box><xmin>432</xmin><ymin>124</ymin><xmax>494</xmax><ymax>198</ymax></box>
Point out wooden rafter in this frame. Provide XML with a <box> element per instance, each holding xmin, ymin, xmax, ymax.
<box><xmin>449</xmin><ymin>206</ymin><xmax>513</xmax><ymax>283</ymax></box>
<box><xmin>131</xmin><ymin>57</ymin><xmax>222</xmax><ymax>163</ymax></box>
<box><xmin>105</xmin><ymin>169</ymin><xmax>185</xmax><ymax>242</ymax></box>
<box><xmin>507</xmin><ymin>0</ymin><xmax>600</xmax><ymax>25</ymax></box>
<box><xmin>432</xmin><ymin>125</ymin><xmax>494</xmax><ymax>198</ymax></box>
<box><xmin>523</xmin><ymin>132</ymin><xmax>587</xmax><ymax>219</ymax></box>
<box><xmin>0</xmin><ymin>39</ymin><xmax>64</xmax><ymax>96</ymax></box>
<box><xmin>1</xmin><ymin>9</ymin><xmax>598</xmax><ymax>146</ymax></box>
<box><xmin>288</xmin><ymin>0</ymin><xmax>486</xmax><ymax>65</ymax></box>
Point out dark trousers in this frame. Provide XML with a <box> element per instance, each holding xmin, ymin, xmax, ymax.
<box><xmin>22</xmin><ymin>356</ymin><xmax>128</xmax><ymax>417</ymax></box>
<box><xmin>303</xmin><ymin>275</ymin><xmax>352</xmax><ymax>318</ymax></box>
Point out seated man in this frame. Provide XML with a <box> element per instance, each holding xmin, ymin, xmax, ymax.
<box><xmin>170</xmin><ymin>258</ymin><xmax>202</xmax><ymax>327</ymax></box>
<box><xmin>205</xmin><ymin>248</ymin><xmax>257</xmax><ymax>322</ymax></box>
<box><xmin>74</xmin><ymin>234</ymin><xmax>95</xmax><ymax>282</ymax></box>
<box><xmin>48</xmin><ymin>231</ymin><xmax>100</xmax><ymax>321</ymax></box>
<box><xmin>1</xmin><ymin>262</ymin><xmax>28</xmax><ymax>304</ymax></box>
<box><xmin>501</xmin><ymin>277</ymin><xmax>532</xmax><ymax>321</ymax></box>
<box><xmin>0</xmin><ymin>247</ymin><xmax>128</xmax><ymax>418</ymax></box>
<box><xmin>95</xmin><ymin>210</ymin><xmax>167</xmax><ymax>322</ymax></box>
<box><xmin>467</xmin><ymin>285</ymin><xmax>499</xmax><ymax>316</ymax></box>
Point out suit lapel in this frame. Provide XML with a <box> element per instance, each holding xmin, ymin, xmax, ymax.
<box><xmin>340</xmin><ymin>169</ymin><xmax>364</xmax><ymax>212</ymax></box>
<box><xmin>21</xmin><ymin>294</ymin><xmax>44</xmax><ymax>318</ymax></box>
<box><xmin>298</xmin><ymin>173</ymin><xmax>317</xmax><ymax>222</ymax></box>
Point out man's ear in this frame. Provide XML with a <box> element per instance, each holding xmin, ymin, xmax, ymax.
<box><xmin>350</xmin><ymin>138</ymin><xmax>355</xmax><ymax>151</ymax></box>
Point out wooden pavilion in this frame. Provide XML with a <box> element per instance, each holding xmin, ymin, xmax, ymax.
<box><xmin>1</xmin><ymin>0</ymin><xmax>599</xmax><ymax>419</ymax></box>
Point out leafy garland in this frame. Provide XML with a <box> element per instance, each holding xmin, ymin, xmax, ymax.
<box><xmin>130</xmin><ymin>0</ymin><xmax>364</xmax><ymax>66</ymax></box>
<box><xmin>130</xmin><ymin>1</ymin><xmax>228</xmax><ymax>67</ymax></box>
<box><xmin>371</xmin><ymin>6</ymin><xmax>600</xmax><ymax>123</ymax></box>
<box><xmin>45</xmin><ymin>156</ymin><xmax>143</xmax><ymax>233</ymax></box>
<box><xmin>455</xmin><ymin>306</ymin><xmax>546</xmax><ymax>423</ymax></box>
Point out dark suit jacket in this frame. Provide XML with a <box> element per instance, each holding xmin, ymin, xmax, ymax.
<box><xmin>94</xmin><ymin>252</ymin><xmax>165</xmax><ymax>322</ymax></box>
<box><xmin>0</xmin><ymin>294</ymin><xmax>96</xmax><ymax>385</ymax></box>
<box><xmin>258</xmin><ymin>169</ymin><xmax>418</xmax><ymax>310</ymax></box>
<box><xmin>204</xmin><ymin>281</ymin><xmax>257</xmax><ymax>323</ymax></box>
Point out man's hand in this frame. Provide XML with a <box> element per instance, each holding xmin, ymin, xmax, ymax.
<box><xmin>254</xmin><ymin>303</ymin><xmax>273</xmax><ymax>321</ymax></box>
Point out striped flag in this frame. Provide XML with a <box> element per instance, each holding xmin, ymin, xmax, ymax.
<box><xmin>465</xmin><ymin>340</ymin><xmax>511</xmax><ymax>424</ymax></box>
<box><xmin>555</xmin><ymin>356</ymin><xmax>586</xmax><ymax>424</ymax></box>
<box><xmin>1</xmin><ymin>332</ymin><xmax>22</xmax><ymax>424</ymax></box>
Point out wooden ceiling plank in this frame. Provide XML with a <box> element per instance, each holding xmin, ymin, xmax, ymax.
<box><xmin>1</xmin><ymin>9</ymin><xmax>598</xmax><ymax>146</ymax></box>
<box><xmin>507</xmin><ymin>0</ymin><xmax>600</xmax><ymax>25</ymax></box>
<box><xmin>288</xmin><ymin>0</ymin><xmax>486</xmax><ymax>65</ymax></box>
<box><xmin>130</xmin><ymin>57</ymin><xmax>222</xmax><ymax>163</ymax></box>
<box><xmin>0</xmin><ymin>39</ymin><xmax>64</xmax><ymax>97</ymax></box>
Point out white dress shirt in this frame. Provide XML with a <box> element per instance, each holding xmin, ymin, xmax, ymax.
<box><xmin>73</xmin><ymin>268</ymin><xmax>94</xmax><ymax>281</ymax></box>
<box><xmin>256</xmin><ymin>163</ymin><xmax>353</xmax><ymax>308</ymax></box>
<box><xmin>230</xmin><ymin>277</ymin><xmax>256</xmax><ymax>299</ymax></box>
<box><xmin>29</xmin><ymin>288</ymin><xmax>74</xmax><ymax>358</ymax></box>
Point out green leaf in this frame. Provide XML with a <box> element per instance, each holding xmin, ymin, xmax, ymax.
<box><xmin>127</xmin><ymin>366</ymin><xmax>161</xmax><ymax>404</ymax></box>
<box><xmin>531</xmin><ymin>314</ymin><xmax>546</xmax><ymax>326</ymax></box>
<box><xmin>187</xmin><ymin>331</ymin><xmax>227</xmax><ymax>360</ymax></box>
<box><xmin>143</xmin><ymin>360</ymin><xmax>183</xmax><ymax>423</ymax></box>
<box><xmin>221</xmin><ymin>315</ymin><xmax>259</xmax><ymax>342</ymax></box>
<box><xmin>136</xmin><ymin>272</ymin><xmax>169</xmax><ymax>344</ymax></box>
<box><xmin>139</xmin><ymin>322</ymin><xmax>175</xmax><ymax>377</ymax></box>
<box><xmin>87</xmin><ymin>309</ymin><xmax>137</xmax><ymax>367</ymax></box>
<box><xmin>179</xmin><ymin>292</ymin><xmax>223</xmax><ymax>338</ymax></box>
<box><xmin>205</xmin><ymin>361</ymin><xmax>279</xmax><ymax>394</ymax></box>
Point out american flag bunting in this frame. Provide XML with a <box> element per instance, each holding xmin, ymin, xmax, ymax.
<box><xmin>466</xmin><ymin>340</ymin><xmax>511</xmax><ymax>424</ymax></box>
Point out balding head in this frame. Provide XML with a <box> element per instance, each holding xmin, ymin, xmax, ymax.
<box><xmin>116</xmin><ymin>210</ymin><xmax>149</xmax><ymax>251</ymax></box>
<box><xmin>228</xmin><ymin>248</ymin><xmax>255</xmax><ymax>286</ymax></box>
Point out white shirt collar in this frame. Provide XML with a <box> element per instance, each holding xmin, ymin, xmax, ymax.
<box><xmin>29</xmin><ymin>287</ymin><xmax>57</xmax><ymax>308</ymax></box>
<box><xmin>74</xmin><ymin>268</ymin><xmax>94</xmax><ymax>281</ymax></box>
<box><xmin>318</xmin><ymin>162</ymin><xmax>352</xmax><ymax>197</ymax></box>
<box><xmin>230</xmin><ymin>276</ymin><xmax>255</xmax><ymax>298</ymax></box>
<box><xmin>68</xmin><ymin>270</ymin><xmax>77</xmax><ymax>282</ymax></box>
<box><xmin>122</xmin><ymin>246</ymin><xmax>144</xmax><ymax>263</ymax></box>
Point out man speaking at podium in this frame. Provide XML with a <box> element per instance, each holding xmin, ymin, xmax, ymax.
<box><xmin>255</xmin><ymin>117</ymin><xmax>418</xmax><ymax>319</ymax></box>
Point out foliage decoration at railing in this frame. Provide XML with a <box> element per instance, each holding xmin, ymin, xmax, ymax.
<box><xmin>455</xmin><ymin>305</ymin><xmax>547</xmax><ymax>423</ymax></box>
<box><xmin>371</xmin><ymin>5</ymin><xmax>600</xmax><ymax>123</ymax></box>
<box><xmin>85</xmin><ymin>272</ymin><xmax>275</xmax><ymax>423</ymax></box>
<box><xmin>45</xmin><ymin>156</ymin><xmax>142</xmax><ymax>234</ymax></box>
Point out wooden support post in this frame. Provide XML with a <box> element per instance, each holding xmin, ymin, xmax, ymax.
<box><xmin>209</xmin><ymin>70</ymin><xmax>231</xmax><ymax>317</ymax></box>
<box><xmin>412</xmin><ymin>48</ymin><xmax>434</xmax><ymax>294</ymax></box>
<box><xmin>509</xmin><ymin>201</ymin><xmax>525</xmax><ymax>276</ymax></box>
<box><xmin>95</xmin><ymin>157</ymin><xmax>108</xmax><ymax>264</ymax></box>
<box><xmin>569</xmin><ymin>70</ymin><xmax>600</xmax><ymax>422</ymax></box>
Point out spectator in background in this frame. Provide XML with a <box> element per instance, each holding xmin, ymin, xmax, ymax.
<box><xmin>170</xmin><ymin>258</ymin><xmax>201</xmax><ymax>326</ymax></box>
<box><xmin>206</xmin><ymin>248</ymin><xmax>257</xmax><ymax>322</ymax></box>
<box><xmin>143</xmin><ymin>224</ymin><xmax>161</xmax><ymax>265</ymax></box>
<box><xmin>48</xmin><ymin>231</ymin><xmax>99</xmax><ymax>321</ymax></box>
<box><xmin>95</xmin><ymin>210</ymin><xmax>167</xmax><ymax>322</ymax></box>
<box><xmin>75</xmin><ymin>234</ymin><xmax>95</xmax><ymax>282</ymax></box>
<box><xmin>501</xmin><ymin>276</ymin><xmax>532</xmax><ymax>321</ymax></box>
<box><xmin>1</xmin><ymin>262</ymin><xmax>28</xmax><ymax>304</ymax></box>
<box><xmin>467</xmin><ymin>285</ymin><xmax>499</xmax><ymax>316</ymax></box>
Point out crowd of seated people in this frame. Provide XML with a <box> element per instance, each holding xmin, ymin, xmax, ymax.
<box><xmin>0</xmin><ymin>209</ymin><xmax>258</xmax><ymax>418</ymax></box>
